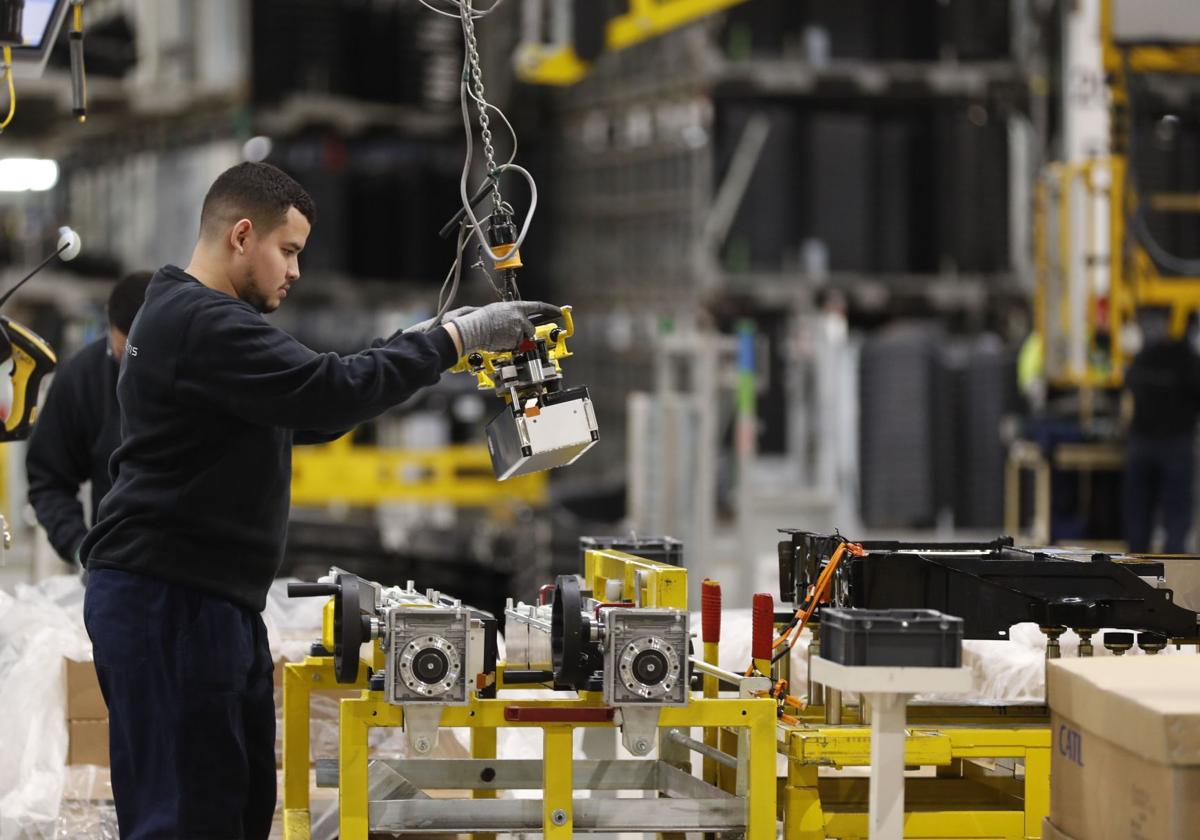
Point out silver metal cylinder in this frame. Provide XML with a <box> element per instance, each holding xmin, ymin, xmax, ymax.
<box><xmin>808</xmin><ymin>634</ymin><xmax>824</xmax><ymax>707</ymax></box>
<box><xmin>824</xmin><ymin>688</ymin><xmax>843</xmax><ymax>725</ymax></box>
<box><xmin>664</xmin><ymin>729</ymin><xmax>737</xmax><ymax>769</ymax></box>
<box><xmin>1041</xmin><ymin>627</ymin><xmax>1063</xmax><ymax>660</ymax></box>
<box><xmin>1077</xmin><ymin>631</ymin><xmax>1095</xmax><ymax>657</ymax></box>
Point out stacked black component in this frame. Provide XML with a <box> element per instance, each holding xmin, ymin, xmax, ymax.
<box><xmin>778</xmin><ymin>530</ymin><xmax>1200</xmax><ymax>641</ymax></box>
<box><xmin>859</xmin><ymin>325</ymin><xmax>940</xmax><ymax>527</ymax></box>
<box><xmin>859</xmin><ymin>326</ymin><xmax>1018</xmax><ymax>529</ymax></box>
<box><xmin>716</xmin><ymin>102</ymin><xmax>1011</xmax><ymax>275</ymax></box>
<box><xmin>251</xmin><ymin>0</ymin><xmax>462</xmax><ymax>110</ymax></box>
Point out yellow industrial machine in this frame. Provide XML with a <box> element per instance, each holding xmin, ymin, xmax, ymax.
<box><xmin>1015</xmin><ymin>0</ymin><xmax>1200</xmax><ymax>542</ymax></box>
<box><xmin>282</xmin><ymin>548</ymin><xmax>778</xmax><ymax>840</ymax></box>
<box><xmin>279</xmin><ymin>531</ymin><xmax>1078</xmax><ymax>840</ymax></box>
<box><xmin>514</xmin><ymin>0</ymin><xmax>751</xmax><ymax>85</ymax></box>
<box><xmin>290</xmin><ymin>437</ymin><xmax>546</xmax><ymax>508</ymax></box>
<box><xmin>1035</xmin><ymin>0</ymin><xmax>1200</xmax><ymax>390</ymax></box>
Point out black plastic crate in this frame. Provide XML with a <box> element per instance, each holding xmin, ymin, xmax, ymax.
<box><xmin>820</xmin><ymin>608</ymin><xmax>963</xmax><ymax>667</ymax></box>
<box><xmin>579</xmin><ymin>536</ymin><xmax>684</xmax><ymax>567</ymax></box>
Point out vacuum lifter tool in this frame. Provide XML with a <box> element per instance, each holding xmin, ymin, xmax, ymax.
<box><xmin>452</xmin><ymin>304</ymin><xmax>598</xmax><ymax>480</ymax></box>
<box><xmin>426</xmin><ymin>0</ymin><xmax>596</xmax><ymax>481</ymax></box>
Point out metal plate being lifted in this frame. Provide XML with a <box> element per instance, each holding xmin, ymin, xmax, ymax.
<box><xmin>486</xmin><ymin>387</ymin><xmax>598</xmax><ymax>481</ymax></box>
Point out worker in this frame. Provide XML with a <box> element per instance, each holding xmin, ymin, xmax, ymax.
<box><xmin>79</xmin><ymin>161</ymin><xmax>557</xmax><ymax>839</ymax></box>
<box><xmin>26</xmin><ymin>271</ymin><xmax>152</xmax><ymax>569</ymax></box>
<box><xmin>1123</xmin><ymin>318</ymin><xmax>1200</xmax><ymax>553</ymax></box>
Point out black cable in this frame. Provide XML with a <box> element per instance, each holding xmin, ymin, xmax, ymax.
<box><xmin>0</xmin><ymin>241</ymin><xmax>69</xmax><ymax>309</ymax></box>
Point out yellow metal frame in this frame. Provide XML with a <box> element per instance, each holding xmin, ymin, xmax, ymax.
<box><xmin>780</xmin><ymin>720</ymin><xmax>1051</xmax><ymax>840</ymax></box>
<box><xmin>335</xmin><ymin>694</ymin><xmax>778</xmax><ymax>840</ymax></box>
<box><xmin>1035</xmin><ymin>159</ymin><xmax>1124</xmax><ymax>391</ymax></box>
<box><xmin>290</xmin><ymin>438</ymin><xmax>546</xmax><ymax>507</ymax></box>
<box><xmin>515</xmin><ymin>0</ymin><xmax>751</xmax><ymax>85</ymax></box>
<box><xmin>284</xmin><ymin>556</ymin><xmax>1052</xmax><ymax>840</ymax></box>
<box><xmin>582</xmin><ymin>547</ymin><xmax>688</xmax><ymax>609</ymax></box>
<box><xmin>281</xmin><ymin>656</ymin><xmax>370</xmax><ymax>838</ymax></box>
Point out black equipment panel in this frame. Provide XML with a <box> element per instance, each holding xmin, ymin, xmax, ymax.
<box><xmin>778</xmin><ymin>530</ymin><xmax>1200</xmax><ymax>640</ymax></box>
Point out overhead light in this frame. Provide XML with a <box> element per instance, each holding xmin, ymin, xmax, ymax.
<box><xmin>0</xmin><ymin>158</ymin><xmax>59</xmax><ymax>191</ymax></box>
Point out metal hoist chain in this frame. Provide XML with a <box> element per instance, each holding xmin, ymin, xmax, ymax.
<box><xmin>461</xmin><ymin>1</ymin><xmax>503</xmax><ymax>213</ymax></box>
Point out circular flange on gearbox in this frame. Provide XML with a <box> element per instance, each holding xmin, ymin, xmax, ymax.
<box><xmin>617</xmin><ymin>635</ymin><xmax>681</xmax><ymax>700</ymax></box>
<box><xmin>398</xmin><ymin>634</ymin><xmax>462</xmax><ymax>698</ymax></box>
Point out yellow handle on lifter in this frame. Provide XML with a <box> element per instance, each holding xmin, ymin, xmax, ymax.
<box><xmin>450</xmin><ymin>305</ymin><xmax>575</xmax><ymax>391</ymax></box>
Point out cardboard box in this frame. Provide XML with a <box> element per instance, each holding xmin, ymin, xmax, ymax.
<box><xmin>1047</xmin><ymin>657</ymin><xmax>1200</xmax><ymax>840</ymax></box>
<box><xmin>67</xmin><ymin>719</ymin><xmax>110</xmax><ymax>766</ymax></box>
<box><xmin>1043</xmin><ymin>816</ymin><xmax>1081</xmax><ymax>840</ymax></box>
<box><xmin>64</xmin><ymin>658</ymin><xmax>107</xmax><ymax>720</ymax></box>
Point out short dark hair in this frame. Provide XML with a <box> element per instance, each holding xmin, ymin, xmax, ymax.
<box><xmin>107</xmin><ymin>271</ymin><xmax>152</xmax><ymax>334</ymax></box>
<box><xmin>199</xmin><ymin>162</ymin><xmax>316</xmax><ymax>240</ymax></box>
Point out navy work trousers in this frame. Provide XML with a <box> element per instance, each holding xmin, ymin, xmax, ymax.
<box><xmin>83</xmin><ymin>569</ymin><xmax>276</xmax><ymax>839</ymax></box>
<box><xmin>1124</xmin><ymin>435</ymin><xmax>1195</xmax><ymax>554</ymax></box>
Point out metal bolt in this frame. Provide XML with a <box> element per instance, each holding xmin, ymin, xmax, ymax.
<box><xmin>634</xmin><ymin>738</ymin><xmax>651</xmax><ymax>754</ymax></box>
<box><xmin>551</xmin><ymin>809</ymin><xmax>568</xmax><ymax>826</ymax></box>
<box><xmin>311</xmin><ymin>673</ymin><xmax>322</xmax><ymax>683</ymax></box>
<box><xmin>414</xmin><ymin>738</ymin><xmax>431</xmax><ymax>754</ymax></box>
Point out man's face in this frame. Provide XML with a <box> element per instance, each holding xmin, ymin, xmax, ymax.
<box><xmin>233</xmin><ymin>206</ymin><xmax>310</xmax><ymax>314</ymax></box>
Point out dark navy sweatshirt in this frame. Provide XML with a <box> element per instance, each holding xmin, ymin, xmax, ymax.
<box><xmin>26</xmin><ymin>337</ymin><xmax>122</xmax><ymax>563</ymax></box>
<box><xmin>81</xmin><ymin>265</ymin><xmax>458</xmax><ymax>611</ymax></box>
<box><xmin>1126</xmin><ymin>339</ymin><xmax>1200</xmax><ymax>440</ymax></box>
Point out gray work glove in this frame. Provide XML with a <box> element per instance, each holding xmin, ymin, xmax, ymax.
<box><xmin>404</xmin><ymin>305</ymin><xmax>479</xmax><ymax>334</ymax></box>
<box><xmin>451</xmin><ymin>301</ymin><xmax>562</xmax><ymax>353</ymax></box>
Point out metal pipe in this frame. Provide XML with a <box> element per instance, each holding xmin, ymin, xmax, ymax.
<box><xmin>664</xmin><ymin>730</ymin><xmax>738</xmax><ymax>770</ymax></box>
<box><xmin>808</xmin><ymin>633</ymin><xmax>824</xmax><ymax>707</ymax></box>
<box><xmin>689</xmin><ymin>659</ymin><xmax>745</xmax><ymax>685</ymax></box>
<box><xmin>1078</xmin><ymin>630</ymin><xmax>1095</xmax><ymax>657</ymax></box>
<box><xmin>1041</xmin><ymin>626</ymin><xmax>1064</xmax><ymax>659</ymax></box>
<box><xmin>824</xmin><ymin>688</ymin><xmax>843</xmax><ymax>725</ymax></box>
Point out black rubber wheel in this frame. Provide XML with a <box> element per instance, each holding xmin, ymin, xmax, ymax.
<box><xmin>333</xmin><ymin>574</ymin><xmax>365</xmax><ymax>683</ymax></box>
<box><xmin>551</xmin><ymin>575</ymin><xmax>586</xmax><ymax>688</ymax></box>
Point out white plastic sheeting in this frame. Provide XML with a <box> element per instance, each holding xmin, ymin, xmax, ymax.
<box><xmin>707</xmin><ymin>608</ymin><xmax>1197</xmax><ymax>707</ymax></box>
<box><xmin>0</xmin><ymin>577</ymin><xmax>90</xmax><ymax>840</ymax></box>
